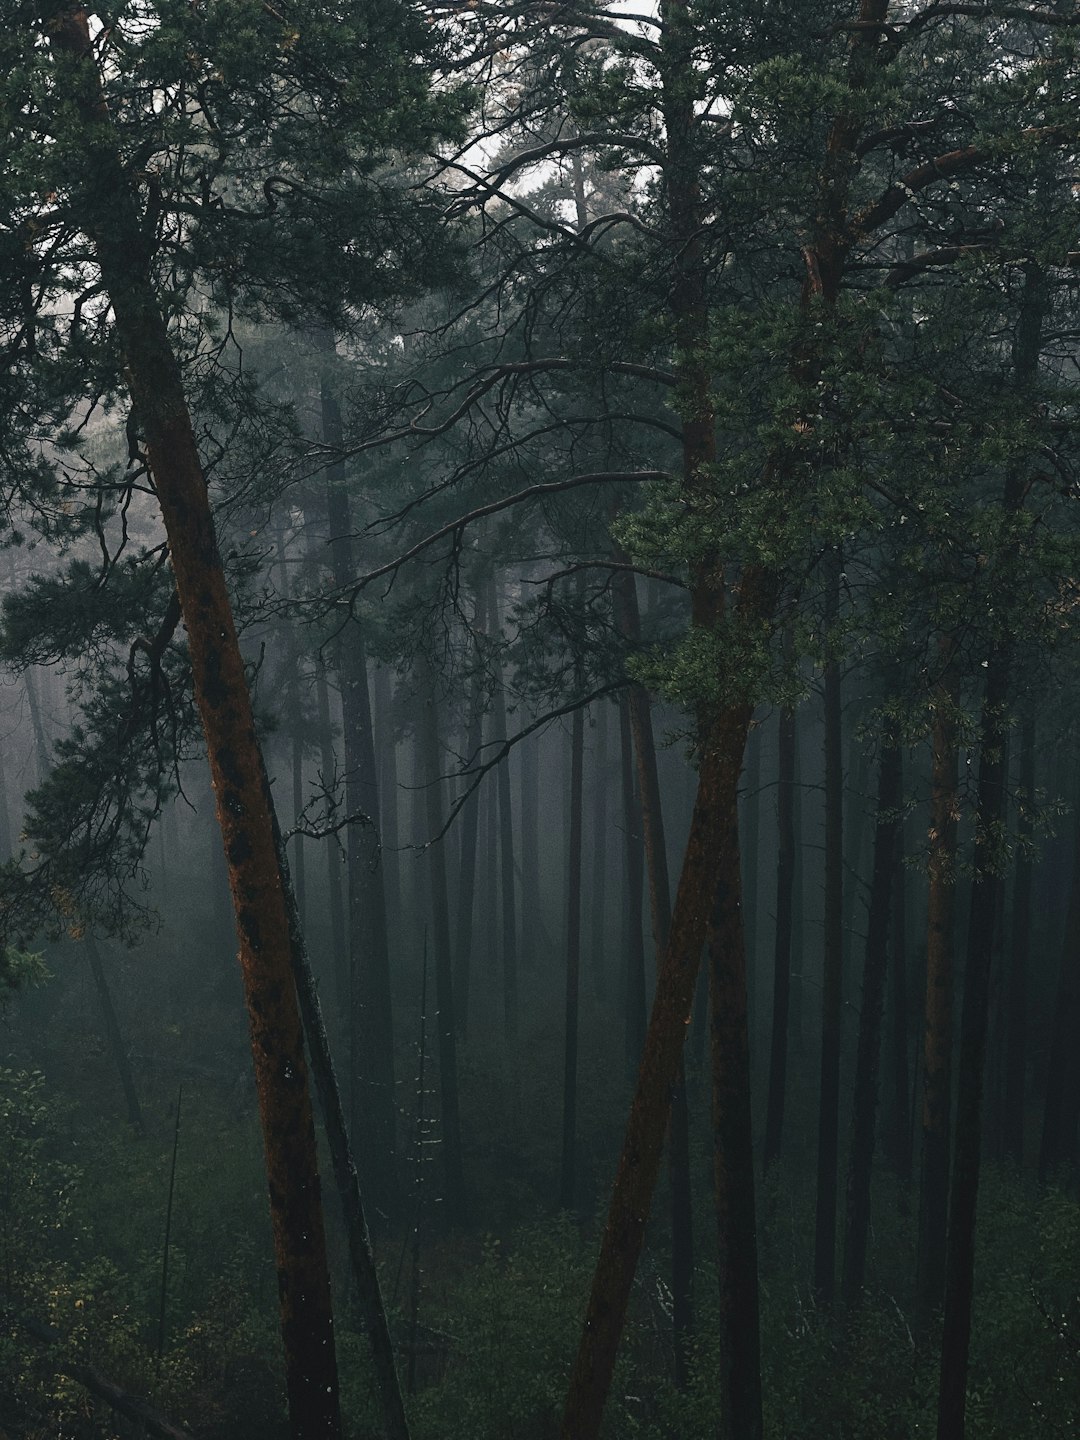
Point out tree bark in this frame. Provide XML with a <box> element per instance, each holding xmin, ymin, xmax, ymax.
<box><xmin>887</xmin><ymin>810</ymin><xmax>913</xmax><ymax>1192</ymax></box>
<box><xmin>763</xmin><ymin>649</ymin><xmax>797</xmax><ymax>1174</ymax></box>
<box><xmin>708</xmin><ymin>782</ymin><xmax>763</xmax><ymax>1440</ymax></box>
<box><xmin>416</xmin><ymin>678</ymin><xmax>466</xmax><ymax>1222</ymax></box>
<box><xmin>48</xmin><ymin>14</ymin><xmax>341</xmax><ymax>1433</ymax></box>
<box><xmin>488</xmin><ymin>577</ymin><xmax>519</xmax><ymax>1046</ymax></box>
<box><xmin>86</xmin><ymin>936</ymin><xmax>144</xmax><ymax>1138</ymax></box>
<box><xmin>454</xmin><ymin>662</ymin><xmax>485</xmax><ymax>1043</ymax></box>
<box><xmin>814</xmin><ymin>553</ymin><xmax>844</xmax><ymax>1305</ymax></box>
<box><xmin>619</xmin><ymin>696</ymin><xmax>647</xmax><ymax>1081</ymax></box>
<box><xmin>611</xmin><ymin>564</ymin><xmax>693</xmax><ymax>1385</ymax></box>
<box><xmin>560</xmin><ymin>697</ymin><xmax>585</xmax><ymax>1211</ymax></box>
<box><xmin>841</xmin><ymin>727</ymin><xmax>902</xmax><ymax>1304</ymax></box>
<box><xmin>273</xmin><ymin>815</ymin><xmax>411</xmax><ymax>1440</ymax></box>
<box><xmin>917</xmin><ymin>638</ymin><xmax>959</xmax><ymax>1316</ymax></box>
<box><xmin>937</xmin><ymin>653</ymin><xmax>1010</xmax><ymax>1440</ymax></box>
<box><xmin>559</xmin><ymin>703</ymin><xmax>751</xmax><ymax>1440</ymax></box>
<box><xmin>1038</xmin><ymin>803</ymin><xmax>1080</xmax><ymax>1183</ymax></box>
<box><xmin>1003</xmin><ymin>710</ymin><xmax>1035</xmax><ymax>1167</ymax></box>
<box><xmin>316</xmin><ymin>335</ymin><xmax>397</xmax><ymax>1215</ymax></box>
<box><xmin>589</xmin><ymin>700</ymin><xmax>610</xmax><ymax>999</ymax></box>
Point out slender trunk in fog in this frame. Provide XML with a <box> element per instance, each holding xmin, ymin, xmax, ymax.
<box><xmin>455</xmin><ymin>665</ymin><xmax>484</xmax><ymax>1042</ymax></box>
<box><xmin>416</xmin><ymin>679</ymin><xmax>466</xmax><ymax>1222</ymax></box>
<box><xmin>888</xmin><ymin>810</ymin><xmax>913</xmax><ymax>1193</ymax></box>
<box><xmin>619</xmin><ymin>696</ymin><xmax>647</xmax><ymax>1081</ymax></box>
<box><xmin>842</xmin><ymin>728</ymin><xmax>902</xmax><ymax>1304</ymax></box>
<box><xmin>488</xmin><ymin>578</ymin><xmax>519</xmax><ymax>1045</ymax></box>
<box><xmin>0</xmin><ymin>715</ymin><xmax>11</xmax><ymax>861</ymax></box>
<box><xmin>314</xmin><ymin>657</ymin><xmax>349</xmax><ymax>1017</ymax></box>
<box><xmin>1038</xmin><ymin>802</ymin><xmax>1080</xmax><ymax>1183</ymax></box>
<box><xmin>560</xmin><ymin>698</ymin><xmax>585</xmax><ymax>1211</ymax></box>
<box><xmin>917</xmin><ymin>637</ymin><xmax>959</xmax><ymax>1316</ymax></box>
<box><xmin>24</xmin><ymin>669</ymin><xmax>49</xmax><ymax>782</ymax></box>
<box><xmin>49</xmin><ymin>14</ymin><xmax>341</xmax><ymax>1429</ymax></box>
<box><xmin>373</xmin><ymin>665</ymin><xmax>401</xmax><ymax>933</ymax></box>
<box><xmin>763</xmin><ymin>666</ymin><xmax>796</xmax><ymax>1174</ymax></box>
<box><xmin>611</xmin><ymin>564</ymin><xmax>693</xmax><ymax>1385</ymax></box>
<box><xmin>86</xmin><ymin>936</ymin><xmax>144</xmax><ymax>1138</ymax></box>
<box><xmin>560</xmin><ymin>704</ymin><xmax>752</xmax><ymax>1440</ymax></box>
<box><xmin>708</xmin><ymin>779</ymin><xmax>763</xmax><ymax>1440</ymax></box>
<box><xmin>273</xmin><ymin>815</ymin><xmax>411</xmax><ymax>1440</ymax></box>
<box><xmin>741</xmin><ymin>720</ymin><xmax>761</xmax><ymax>1040</ymax></box>
<box><xmin>317</xmin><ymin>333</ymin><xmax>397</xmax><ymax>1213</ymax></box>
<box><xmin>589</xmin><ymin>702</ymin><xmax>610</xmax><ymax>998</ymax></box>
<box><xmin>790</xmin><ymin>736</ymin><xmax>805</xmax><ymax>1055</ymax></box>
<box><xmin>1004</xmin><ymin>711</ymin><xmax>1035</xmax><ymax>1167</ymax></box>
<box><xmin>520</xmin><ymin>724</ymin><xmax>541</xmax><ymax>969</ymax></box>
<box><xmin>938</xmin><ymin>647</ymin><xmax>1011</xmax><ymax>1439</ymax></box>
<box><xmin>815</xmin><ymin>554</ymin><xmax>844</xmax><ymax>1306</ymax></box>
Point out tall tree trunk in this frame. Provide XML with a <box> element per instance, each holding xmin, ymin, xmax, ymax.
<box><xmin>316</xmin><ymin>335</ymin><xmax>397</xmax><ymax>1215</ymax></box>
<box><xmin>814</xmin><ymin>553</ymin><xmax>844</xmax><ymax>1305</ymax></box>
<box><xmin>559</xmin><ymin>703</ymin><xmax>752</xmax><ymax>1440</ymax></box>
<box><xmin>1038</xmin><ymin>803</ymin><xmax>1080</xmax><ymax>1183</ymax></box>
<box><xmin>917</xmin><ymin>637</ymin><xmax>959</xmax><ymax>1316</ymax></box>
<box><xmin>313</xmin><ymin>656</ymin><xmax>349</xmax><ymax>1017</ymax></box>
<box><xmin>416</xmin><ymin>678</ymin><xmax>466</xmax><ymax>1222</ymax></box>
<box><xmin>589</xmin><ymin>701</ymin><xmax>610</xmax><ymax>999</ymax></box>
<box><xmin>560</xmin><ymin>698</ymin><xmax>585</xmax><ymax>1211</ymax></box>
<box><xmin>888</xmin><ymin>809</ymin><xmax>913</xmax><ymax>1193</ymax></box>
<box><xmin>454</xmin><ymin>663</ymin><xmax>484</xmax><ymax>1043</ymax></box>
<box><xmin>763</xmin><ymin>645</ymin><xmax>796</xmax><ymax>1174</ymax></box>
<box><xmin>520</xmin><ymin>722</ymin><xmax>541</xmax><ymax>973</ymax></box>
<box><xmin>274</xmin><ymin>816</ymin><xmax>411</xmax><ymax>1440</ymax></box>
<box><xmin>24</xmin><ymin>669</ymin><xmax>49</xmax><ymax>783</ymax></box>
<box><xmin>741</xmin><ymin>719</ymin><xmax>761</xmax><ymax>1041</ymax></box>
<box><xmin>86</xmin><ymin>936</ymin><xmax>144</xmax><ymax>1138</ymax></box>
<box><xmin>619</xmin><ymin>696</ymin><xmax>647</xmax><ymax>1081</ymax></box>
<box><xmin>937</xmin><ymin>655</ymin><xmax>1010</xmax><ymax>1439</ymax></box>
<box><xmin>708</xmin><ymin>784</ymin><xmax>763</xmax><ymax>1440</ymax></box>
<box><xmin>488</xmin><ymin>578</ymin><xmax>519</xmax><ymax>1046</ymax></box>
<box><xmin>841</xmin><ymin>727</ymin><xmax>902</xmax><ymax>1304</ymax></box>
<box><xmin>49</xmin><ymin>15</ymin><xmax>342</xmax><ymax>1433</ymax></box>
<box><xmin>373</xmin><ymin>664</ymin><xmax>402</xmax><ymax>939</ymax></box>
<box><xmin>1003</xmin><ymin>710</ymin><xmax>1035</xmax><ymax>1167</ymax></box>
<box><xmin>611</xmin><ymin>565</ymin><xmax>694</xmax><ymax>1385</ymax></box>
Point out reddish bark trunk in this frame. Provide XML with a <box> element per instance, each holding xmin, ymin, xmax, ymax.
<box><xmin>48</xmin><ymin>14</ymin><xmax>341</xmax><ymax>1433</ymax></box>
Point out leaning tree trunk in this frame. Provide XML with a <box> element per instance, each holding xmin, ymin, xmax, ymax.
<box><xmin>48</xmin><ymin>15</ymin><xmax>341</xmax><ymax>1435</ymax></box>
<box><xmin>841</xmin><ymin>727</ymin><xmax>902</xmax><ymax>1304</ymax></box>
<box><xmin>559</xmin><ymin>701</ymin><xmax>752</xmax><ymax>1440</ymax></box>
<box><xmin>273</xmin><ymin>815</ymin><xmax>411</xmax><ymax>1440</ymax></box>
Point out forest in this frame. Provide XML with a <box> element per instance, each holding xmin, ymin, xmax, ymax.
<box><xmin>1</xmin><ymin>2</ymin><xmax>1079</xmax><ymax>1438</ymax></box>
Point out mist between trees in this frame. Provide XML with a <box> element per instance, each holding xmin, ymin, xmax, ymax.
<box><xmin>1</xmin><ymin>3</ymin><xmax>1080</xmax><ymax>1439</ymax></box>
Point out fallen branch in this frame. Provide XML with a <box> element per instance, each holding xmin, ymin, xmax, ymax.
<box><xmin>5</xmin><ymin>1309</ymin><xmax>194</xmax><ymax>1440</ymax></box>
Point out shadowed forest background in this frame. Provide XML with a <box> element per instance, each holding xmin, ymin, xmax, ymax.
<box><xmin>1</xmin><ymin>3</ymin><xmax>1080</xmax><ymax>1439</ymax></box>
